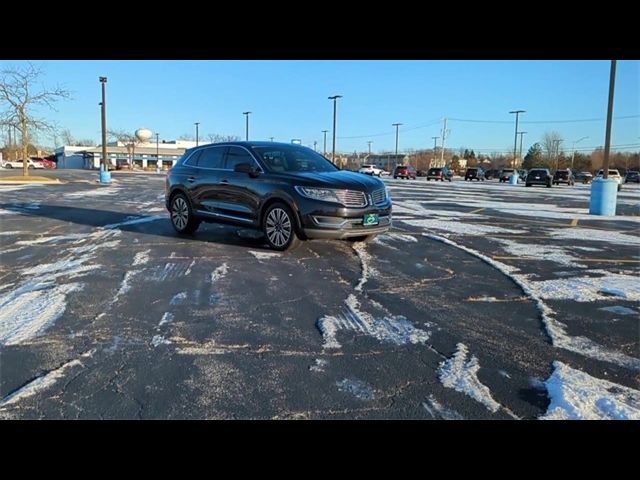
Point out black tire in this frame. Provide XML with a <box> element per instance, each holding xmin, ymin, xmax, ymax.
<box><xmin>547</xmin><ymin>182</ymin><xmax>552</xmax><ymax>188</ymax></box>
<box><xmin>526</xmin><ymin>183</ymin><xmax>531</xmax><ymax>187</ymax></box>
<box><xmin>426</xmin><ymin>178</ymin><xmax>430</xmax><ymax>181</ymax></box>
<box><xmin>263</xmin><ymin>202</ymin><xmax>301</xmax><ymax>251</ymax></box>
<box><xmin>5</xmin><ymin>164</ymin><xmax>12</xmax><ymax>169</ymax></box>
<box><xmin>393</xmin><ymin>176</ymin><xmax>397</xmax><ymax>179</ymax></box>
<box><xmin>617</xmin><ymin>184</ymin><xmax>622</xmax><ymax>192</ymax></box>
<box><xmin>170</xmin><ymin>193</ymin><xmax>201</xmax><ymax>234</ymax></box>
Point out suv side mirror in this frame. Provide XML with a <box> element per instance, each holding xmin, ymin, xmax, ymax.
<box><xmin>235</xmin><ymin>162</ymin><xmax>260</xmax><ymax>178</ymax></box>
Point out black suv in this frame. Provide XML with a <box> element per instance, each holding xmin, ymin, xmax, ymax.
<box><xmin>426</xmin><ymin>166</ymin><xmax>453</xmax><ymax>182</ymax></box>
<box><xmin>553</xmin><ymin>169</ymin><xmax>575</xmax><ymax>186</ymax></box>
<box><xmin>165</xmin><ymin>142</ymin><xmax>392</xmax><ymax>250</ymax></box>
<box><xmin>525</xmin><ymin>168</ymin><xmax>553</xmax><ymax>188</ymax></box>
<box><xmin>464</xmin><ymin>167</ymin><xmax>484</xmax><ymax>181</ymax></box>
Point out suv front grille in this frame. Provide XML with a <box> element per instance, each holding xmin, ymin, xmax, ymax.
<box><xmin>371</xmin><ymin>188</ymin><xmax>387</xmax><ymax>205</ymax></box>
<box><xmin>335</xmin><ymin>190</ymin><xmax>367</xmax><ymax>208</ymax></box>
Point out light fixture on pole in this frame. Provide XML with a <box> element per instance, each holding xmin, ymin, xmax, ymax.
<box><xmin>328</xmin><ymin>95</ymin><xmax>342</xmax><ymax>164</ymax></box>
<box><xmin>99</xmin><ymin>76</ymin><xmax>110</xmax><ymax>184</ymax></box>
<box><xmin>243</xmin><ymin>111</ymin><xmax>251</xmax><ymax>141</ymax></box>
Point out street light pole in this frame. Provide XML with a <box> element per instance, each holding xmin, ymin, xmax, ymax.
<box><xmin>518</xmin><ymin>131</ymin><xmax>527</xmax><ymax>161</ymax></box>
<box><xmin>367</xmin><ymin>141</ymin><xmax>372</xmax><ymax>155</ymax></box>
<box><xmin>553</xmin><ymin>139</ymin><xmax>563</xmax><ymax>171</ymax></box>
<box><xmin>314</xmin><ymin>141</ymin><xmax>317</xmax><ymax>152</ymax></box>
<box><xmin>99</xmin><ymin>76</ymin><xmax>109</xmax><ymax>183</ymax></box>
<box><xmin>194</xmin><ymin>122</ymin><xmax>200</xmax><ymax>146</ymax></box>
<box><xmin>509</xmin><ymin>110</ymin><xmax>525</xmax><ymax>169</ymax></box>
<box><xmin>571</xmin><ymin>136</ymin><xmax>589</xmax><ymax>169</ymax></box>
<box><xmin>243</xmin><ymin>111</ymin><xmax>251</xmax><ymax>141</ymax></box>
<box><xmin>392</xmin><ymin>123</ymin><xmax>403</xmax><ymax>166</ymax></box>
<box><xmin>322</xmin><ymin>130</ymin><xmax>328</xmax><ymax>156</ymax></box>
<box><xmin>432</xmin><ymin>136</ymin><xmax>438</xmax><ymax>167</ymax></box>
<box><xmin>328</xmin><ymin>95</ymin><xmax>342</xmax><ymax>164</ymax></box>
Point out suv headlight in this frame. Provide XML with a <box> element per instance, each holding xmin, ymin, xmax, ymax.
<box><xmin>294</xmin><ymin>186</ymin><xmax>345</xmax><ymax>203</ymax></box>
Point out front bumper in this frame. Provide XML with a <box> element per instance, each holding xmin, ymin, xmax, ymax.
<box><xmin>303</xmin><ymin>214</ymin><xmax>392</xmax><ymax>239</ymax></box>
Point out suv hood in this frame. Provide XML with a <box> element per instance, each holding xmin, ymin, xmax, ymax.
<box><xmin>282</xmin><ymin>170</ymin><xmax>385</xmax><ymax>191</ymax></box>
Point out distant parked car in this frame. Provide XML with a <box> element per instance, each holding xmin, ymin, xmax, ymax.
<box><xmin>426</xmin><ymin>166</ymin><xmax>453</xmax><ymax>182</ymax></box>
<box><xmin>525</xmin><ymin>168</ymin><xmax>553</xmax><ymax>188</ymax></box>
<box><xmin>464</xmin><ymin>167</ymin><xmax>485</xmax><ymax>181</ymax></box>
<box><xmin>393</xmin><ymin>165</ymin><xmax>417</xmax><ymax>179</ymax></box>
<box><xmin>518</xmin><ymin>169</ymin><xmax>528</xmax><ymax>181</ymax></box>
<box><xmin>499</xmin><ymin>168</ymin><xmax>516</xmax><ymax>182</ymax></box>
<box><xmin>484</xmin><ymin>169</ymin><xmax>499</xmax><ymax>180</ymax></box>
<box><xmin>1</xmin><ymin>159</ymin><xmax>44</xmax><ymax>169</ymax></box>
<box><xmin>553</xmin><ymin>169</ymin><xmax>575</xmax><ymax>186</ymax></box>
<box><xmin>575</xmin><ymin>171</ymin><xmax>593</xmax><ymax>184</ymax></box>
<box><xmin>39</xmin><ymin>159</ymin><xmax>57</xmax><ymax>169</ymax></box>
<box><xmin>625</xmin><ymin>171</ymin><xmax>639</xmax><ymax>183</ymax></box>
<box><xmin>116</xmin><ymin>159</ymin><xmax>132</xmax><ymax>170</ymax></box>
<box><xmin>595</xmin><ymin>169</ymin><xmax>623</xmax><ymax>191</ymax></box>
<box><xmin>358</xmin><ymin>164</ymin><xmax>384</xmax><ymax>177</ymax></box>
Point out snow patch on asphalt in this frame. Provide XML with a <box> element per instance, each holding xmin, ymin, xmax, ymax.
<box><xmin>404</xmin><ymin>218</ymin><xmax>526</xmax><ymax>236</ymax></box>
<box><xmin>352</xmin><ymin>241</ymin><xmax>376</xmax><ymax>292</ymax></box>
<box><xmin>492</xmin><ymin>238</ymin><xmax>585</xmax><ymax>267</ymax></box>
<box><xmin>0</xmin><ymin>283</ymin><xmax>83</xmax><ymax>345</ymax></box>
<box><xmin>317</xmin><ymin>294</ymin><xmax>430</xmax><ymax>349</ymax></box>
<box><xmin>0</xmin><ymin>350</ymin><xmax>94</xmax><ymax>408</ymax></box>
<box><xmin>309</xmin><ymin>359</ymin><xmax>328</xmax><ymax>372</ymax></box>
<box><xmin>170</xmin><ymin>292</ymin><xmax>187</xmax><ymax>305</ymax></box>
<box><xmin>103</xmin><ymin>214</ymin><xmax>166</xmax><ymax>230</ymax></box>
<box><xmin>426</xmin><ymin>233</ymin><xmax>640</xmax><ymax>371</ymax></box>
<box><xmin>598</xmin><ymin>306</ymin><xmax>637</xmax><ymax>316</ymax></box>
<box><xmin>151</xmin><ymin>335</ymin><xmax>172</xmax><ymax>347</ymax></box>
<box><xmin>547</xmin><ymin>228</ymin><xmax>640</xmax><ymax>246</ymax></box>
<box><xmin>336</xmin><ymin>378</ymin><xmax>375</xmax><ymax>400</ymax></box>
<box><xmin>438</xmin><ymin>343</ymin><xmax>501</xmax><ymax>413</ymax></box>
<box><xmin>525</xmin><ymin>272</ymin><xmax>640</xmax><ymax>302</ymax></box>
<box><xmin>158</xmin><ymin>312</ymin><xmax>174</xmax><ymax>326</ymax></box>
<box><xmin>423</xmin><ymin>395</ymin><xmax>464</xmax><ymax>420</ymax></box>
<box><xmin>541</xmin><ymin>361</ymin><xmax>640</xmax><ymax>420</ymax></box>
<box><xmin>132</xmin><ymin>249</ymin><xmax>151</xmax><ymax>266</ymax></box>
<box><xmin>211</xmin><ymin>263</ymin><xmax>229</xmax><ymax>282</ymax></box>
<box><xmin>249</xmin><ymin>250</ymin><xmax>281</xmax><ymax>260</ymax></box>
<box><xmin>65</xmin><ymin>187</ymin><xmax>121</xmax><ymax>198</ymax></box>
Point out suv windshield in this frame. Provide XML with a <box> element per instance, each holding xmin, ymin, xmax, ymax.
<box><xmin>252</xmin><ymin>145</ymin><xmax>338</xmax><ymax>173</ymax></box>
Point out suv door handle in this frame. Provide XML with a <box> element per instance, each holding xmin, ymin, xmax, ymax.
<box><xmin>187</xmin><ymin>176</ymin><xmax>196</xmax><ymax>183</ymax></box>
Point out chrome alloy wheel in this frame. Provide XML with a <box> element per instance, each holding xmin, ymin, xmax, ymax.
<box><xmin>265</xmin><ymin>208</ymin><xmax>291</xmax><ymax>248</ymax></box>
<box><xmin>171</xmin><ymin>196</ymin><xmax>189</xmax><ymax>230</ymax></box>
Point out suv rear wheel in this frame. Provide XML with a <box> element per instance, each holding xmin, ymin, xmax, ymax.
<box><xmin>263</xmin><ymin>202</ymin><xmax>301</xmax><ymax>251</ymax></box>
<box><xmin>170</xmin><ymin>193</ymin><xmax>201</xmax><ymax>234</ymax></box>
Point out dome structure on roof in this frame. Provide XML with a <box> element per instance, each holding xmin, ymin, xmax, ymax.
<box><xmin>135</xmin><ymin>128</ymin><xmax>153</xmax><ymax>143</ymax></box>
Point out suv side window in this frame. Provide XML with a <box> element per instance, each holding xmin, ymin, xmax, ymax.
<box><xmin>226</xmin><ymin>146</ymin><xmax>257</xmax><ymax>171</ymax></box>
<box><xmin>198</xmin><ymin>146</ymin><xmax>226</xmax><ymax>169</ymax></box>
<box><xmin>184</xmin><ymin>149</ymin><xmax>202</xmax><ymax>166</ymax></box>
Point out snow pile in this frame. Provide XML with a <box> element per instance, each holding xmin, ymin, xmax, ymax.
<box><xmin>211</xmin><ymin>263</ymin><xmax>229</xmax><ymax>282</ymax></box>
<box><xmin>492</xmin><ymin>238</ymin><xmax>585</xmax><ymax>267</ymax></box>
<box><xmin>317</xmin><ymin>294</ymin><xmax>430</xmax><ymax>350</ymax></box>
<box><xmin>437</xmin><ymin>343</ymin><xmax>501</xmax><ymax>413</ymax></box>
<box><xmin>541</xmin><ymin>361</ymin><xmax>640</xmax><ymax>420</ymax></box>
<box><xmin>404</xmin><ymin>218</ymin><xmax>526</xmax><ymax>236</ymax></box>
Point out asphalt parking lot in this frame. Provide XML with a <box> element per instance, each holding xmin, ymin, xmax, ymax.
<box><xmin>1</xmin><ymin>169</ymin><xmax>638</xmax><ymax>419</ymax></box>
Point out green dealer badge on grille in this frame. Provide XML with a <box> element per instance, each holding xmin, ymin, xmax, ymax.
<box><xmin>363</xmin><ymin>213</ymin><xmax>379</xmax><ymax>226</ymax></box>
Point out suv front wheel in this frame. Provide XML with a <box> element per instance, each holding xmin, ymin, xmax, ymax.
<box><xmin>263</xmin><ymin>202</ymin><xmax>301</xmax><ymax>251</ymax></box>
<box><xmin>170</xmin><ymin>193</ymin><xmax>201</xmax><ymax>234</ymax></box>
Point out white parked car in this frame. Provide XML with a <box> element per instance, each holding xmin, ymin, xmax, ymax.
<box><xmin>358</xmin><ymin>164</ymin><xmax>384</xmax><ymax>177</ymax></box>
<box><xmin>1</xmin><ymin>159</ymin><xmax>44</xmax><ymax>169</ymax></box>
<box><xmin>595</xmin><ymin>169</ymin><xmax>623</xmax><ymax>191</ymax></box>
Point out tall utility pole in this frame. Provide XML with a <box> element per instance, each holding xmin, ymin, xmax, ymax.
<box><xmin>432</xmin><ymin>136</ymin><xmax>438</xmax><ymax>167</ymax></box>
<box><xmin>367</xmin><ymin>141</ymin><xmax>372</xmax><ymax>155</ymax></box>
<box><xmin>194</xmin><ymin>122</ymin><xmax>200</xmax><ymax>146</ymax></box>
<box><xmin>602</xmin><ymin>60</ymin><xmax>617</xmax><ymax>179</ymax></box>
<box><xmin>440</xmin><ymin>118</ymin><xmax>449</xmax><ymax>166</ymax></box>
<box><xmin>328</xmin><ymin>95</ymin><xmax>342</xmax><ymax>163</ymax></box>
<box><xmin>509</xmin><ymin>110</ymin><xmax>525</xmax><ymax>169</ymax></box>
<box><xmin>570</xmin><ymin>136</ymin><xmax>589</xmax><ymax>169</ymax></box>
<box><xmin>99</xmin><ymin>76</ymin><xmax>108</xmax><ymax>175</ymax></box>
<box><xmin>322</xmin><ymin>130</ymin><xmax>328</xmax><ymax>156</ymax></box>
<box><xmin>313</xmin><ymin>140</ymin><xmax>317</xmax><ymax>151</ymax></box>
<box><xmin>392</xmin><ymin>123</ymin><xmax>403</xmax><ymax>165</ymax></box>
<box><xmin>243</xmin><ymin>111</ymin><xmax>251</xmax><ymax>141</ymax></box>
<box><xmin>518</xmin><ymin>131</ymin><xmax>527</xmax><ymax>161</ymax></box>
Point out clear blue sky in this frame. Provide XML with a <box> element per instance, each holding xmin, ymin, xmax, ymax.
<box><xmin>7</xmin><ymin>60</ymin><xmax>640</xmax><ymax>155</ymax></box>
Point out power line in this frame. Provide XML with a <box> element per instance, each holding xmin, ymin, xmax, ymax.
<box><xmin>448</xmin><ymin>114</ymin><xmax>639</xmax><ymax>125</ymax></box>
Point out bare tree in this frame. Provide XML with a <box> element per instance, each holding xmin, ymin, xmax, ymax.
<box><xmin>207</xmin><ymin>133</ymin><xmax>241</xmax><ymax>143</ymax></box>
<box><xmin>61</xmin><ymin>128</ymin><xmax>75</xmax><ymax>145</ymax></box>
<box><xmin>178</xmin><ymin>133</ymin><xmax>195</xmax><ymax>141</ymax></box>
<box><xmin>0</xmin><ymin>63</ymin><xmax>71</xmax><ymax>176</ymax></box>
<box><xmin>542</xmin><ymin>131</ymin><xmax>563</xmax><ymax>165</ymax></box>
<box><xmin>108</xmin><ymin>129</ymin><xmax>138</xmax><ymax>168</ymax></box>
